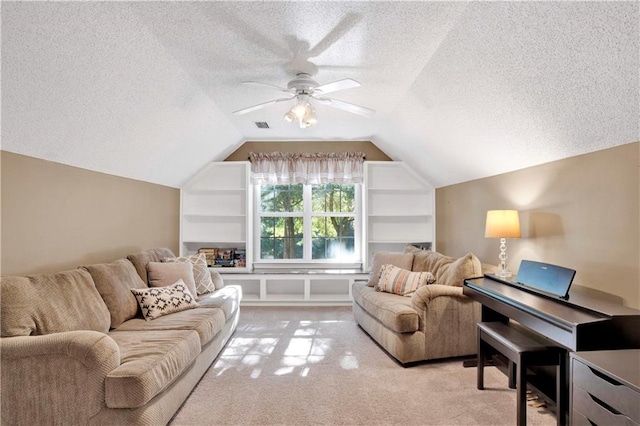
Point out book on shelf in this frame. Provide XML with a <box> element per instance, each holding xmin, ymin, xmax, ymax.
<box><xmin>234</xmin><ymin>249</ymin><xmax>246</xmax><ymax>267</ymax></box>
<box><xmin>197</xmin><ymin>248</ymin><xmax>218</xmax><ymax>267</ymax></box>
<box><xmin>199</xmin><ymin>247</ymin><xmax>245</xmax><ymax>267</ymax></box>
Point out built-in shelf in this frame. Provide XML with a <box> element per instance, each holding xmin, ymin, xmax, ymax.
<box><xmin>185</xmin><ymin>188</ymin><xmax>246</xmax><ymax>194</ymax></box>
<box><xmin>367</xmin><ymin>214</ymin><xmax>431</xmax><ymax>218</ymax></box>
<box><xmin>220</xmin><ymin>272</ymin><xmax>369</xmax><ymax>306</ymax></box>
<box><xmin>364</xmin><ymin>161</ymin><xmax>434</xmax><ymax>271</ymax></box>
<box><xmin>368</xmin><ymin>188</ymin><xmax>425</xmax><ymax>194</ymax></box>
<box><xmin>183</xmin><ymin>214</ymin><xmax>247</xmax><ymax>219</ymax></box>
<box><xmin>179</xmin><ymin>160</ymin><xmax>434</xmax><ymax>301</ymax></box>
<box><xmin>180</xmin><ymin>162</ymin><xmax>252</xmax><ymax>268</ymax></box>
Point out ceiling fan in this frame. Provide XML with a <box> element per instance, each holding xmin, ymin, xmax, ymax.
<box><xmin>232</xmin><ymin>73</ymin><xmax>375</xmax><ymax>128</ymax></box>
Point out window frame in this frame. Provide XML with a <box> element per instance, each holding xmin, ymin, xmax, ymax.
<box><xmin>253</xmin><ymin>183</ymin><xmax>363</xmax><ymax>268</ymax></box>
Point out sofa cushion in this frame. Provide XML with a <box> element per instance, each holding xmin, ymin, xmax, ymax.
<box><xmin>105</xmin><ymin>329</ymin><xmax>201</xmax><ymax>409</ymax></box>
<box><xmin>368</xmin><ymin>251</ymin><xmax>414</xmax><ymax>287</ymax></box>
<box><xmin>404</xmin><ymin>247</ymin><xmax>482</xmax><ymax>287</ymax></box>
<box><xmin>436</xmin><ymin>253</ymin><xmax>482</xmax><ymax>287</ymax></box>
<box><xmin>196</xmin><ymin>285</ymin><xmax>242</xmax><ymax>320</ymax></box>
<box><xmin>114</xmin><ymin>307</ymin><xmax>226</xmax><ymax>347</ymax></box>
<box><xmin>210</xmin><ymin>268</ymin><xmax>224</xmax><ymax>290</ymax></box>
<box><xmin>163</xmin><ymin>253</ymin><xmax>217</xmax><ymax>294</ymax></box>
<box><xmin>352</xmin><ymin>281</ymin><xmax>419</xmax><ymax>333</ymax></box>
<box><xmin>83</xmin><ymin>259</ymin><xmax>147</xmax><ymax>329</ymax></box>
<box><xmin>127</xmin><ymin>248</ymin><xmax>176</xmax><ymax>285</ymax></box>
<box><xmin>130</xmin><ymin>280</ymin><xmax>198</xmax><ymax>321</ymax></box>
<box><xmin>1</xmin><ymin>269</ymin><xmax>111</xmax><ymax>336</ymax></box>
<box><xmin>147</xmin><ymin>261</ymin><xmax>198</xmax><ymax>297</ymax></box>
<box><xmin>376</xmin><ymin>265</ymin><xmax>435</xmax><ymax>296</ymax></box>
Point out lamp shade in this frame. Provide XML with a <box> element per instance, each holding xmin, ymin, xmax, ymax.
<box><xmin>485</xmin><ymin>210</ymin><xmax>521</xmax><ymax>238</ymax></box>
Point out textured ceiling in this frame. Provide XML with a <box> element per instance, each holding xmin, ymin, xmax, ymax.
<box><xmin>2</xmin><ymin>1</ymin><xmax>638</xmax><ymax>188</ymax></box>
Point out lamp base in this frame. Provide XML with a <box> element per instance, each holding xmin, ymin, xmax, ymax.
<box><xmin>496</xmin><ymin>237</ymin><xmax>512</xmax><ymax>279</ymax></box>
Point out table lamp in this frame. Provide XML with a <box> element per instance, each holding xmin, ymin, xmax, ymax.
<box><xmin>485</xmin><ymin>210</ymin><xmax>521</xmax><ymax>278</ymax></box>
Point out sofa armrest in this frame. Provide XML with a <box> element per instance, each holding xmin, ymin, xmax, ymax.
<box><xmin>1</xmin><ymin>331</ymin><xmax>120</xmax><ymax>425</ymax></box>
<box><xmin>410</xmin><ymin>284</ymin><xmax>481</xmax><ymax>359</ymax></box>
<box><xmin>410</xmin><ymin>284</ymin><xmax>464</xmax><ymax>311</ymax></box>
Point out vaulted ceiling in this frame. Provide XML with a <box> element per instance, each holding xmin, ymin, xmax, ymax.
<box><xmin>2</xmin><ymin>2</ymin><xmax>638</xmax><ymax>188</ymax></box>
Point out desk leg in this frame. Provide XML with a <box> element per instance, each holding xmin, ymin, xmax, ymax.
<box><xmin>557</xmin><ymin>351</ymin><xmax>569</xmax><ymax>426</ymax></box>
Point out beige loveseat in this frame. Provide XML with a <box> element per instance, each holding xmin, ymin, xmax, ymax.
<box><xmin>0</xmin><ymin>248</ymin><xmax>241</xmax><ymax>426</ymax></box>
<box><xmin>353</xmin><ymin>246</ymin><xmax>491</xmax><ymax>365</ymax></box>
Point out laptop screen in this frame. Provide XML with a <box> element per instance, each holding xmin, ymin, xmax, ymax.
<box><xmin>515</xmin><ymin>260</ymin><xmax>576</xmax><ymax>299</ymax></box>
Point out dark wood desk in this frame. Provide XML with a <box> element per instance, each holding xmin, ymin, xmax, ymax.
<box><xmin>463</xmin><ymin>276</ymin><xmax>640</xmax><ymax>425</ymax></box>
<box><xmin>570</xmin><ymin>350</ymin><xmax>640</xmax><ymax>425</ymax></box>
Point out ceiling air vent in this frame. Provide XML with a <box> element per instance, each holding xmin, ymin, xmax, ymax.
<box><xmin>254</xmin><ymin>121</ymin><xmax>270</xmax><ymax>129</ymax></box>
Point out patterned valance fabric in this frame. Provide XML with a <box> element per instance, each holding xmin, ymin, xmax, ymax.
<box><xmin>249</xmin><ymin>151</ymin><xmax>365</xmax><ymax>185</ymax></box>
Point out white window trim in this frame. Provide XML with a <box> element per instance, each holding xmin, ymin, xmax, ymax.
<box><xmin>252</xmin><ymin>183</ymin><xmax>363</xmax><ymax>269</ymax></box>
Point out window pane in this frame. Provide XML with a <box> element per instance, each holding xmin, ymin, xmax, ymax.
<box><xmin>260</xmin><ymin>216</ymin><xmax>303</xmax><ymax>259</ymax></box>
<box><xmin>311</xmin><ymin>216</ymin><xmax>355</xmax><ymax>259</ymax></box>
<box><xmin>311</xmin><ymin>184</ymin><xmax>355</xmax><ymax>213</ymax></box>
<box><xmin>260</xmin><ymin>185</ymin><xmax>303</xmax><ymax>212</ymax></box>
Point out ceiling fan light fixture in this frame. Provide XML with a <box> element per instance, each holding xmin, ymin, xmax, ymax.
<box><xmin>291</xmin><ymin>101</ymin><xmax>309</xmax><ymax>118</ymax></box>
<box><xmin>301</xmin><ymin>107</ymin><xmax>317</xmax><ymax>128</ymax></box>
<box><xmin>283</xmin><ymin>111</ymin><xmax>296</xmax><ymax>123</ymax></box>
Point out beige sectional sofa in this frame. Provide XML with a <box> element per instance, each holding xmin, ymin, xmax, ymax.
<box><xmin>353</xmin><ymin>246</ymin><xmax>492</xmax><ymax>365</ymax></box>
<box><xmin>1</xmin><ymin>248</ymin><xmax>241</xmax><ymax>426</ymax></box>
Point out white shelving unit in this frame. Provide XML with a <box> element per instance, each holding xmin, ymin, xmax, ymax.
<box><xmin>221</xmin><ymin>272</ymin><xmax>370</xmax><ymax>306</ymax></box>
<box><xmin>180</xmin><ymin>161</ymin><xmax>252</xmax><ymax>272</ymax></box>
<box><xmin>363</xmin><ymin>161</ymin><xmax>435</xmax><ymax>271</ymax></box>
<box><xmin>180</xmin><ymin>160</ymin><xmax>435</xmax><ymax>303</ymax></box>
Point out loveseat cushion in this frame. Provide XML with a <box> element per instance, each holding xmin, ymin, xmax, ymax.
<box><xmin>1</xmin><ymin>269</ymin><xmax>111</xmax><ymax>336</ymax></box>
<box><xmin>367</xmin><ymin>251</ymin><xmax>414</xmax><ymax>287</ymax></box>
<box><xmin>127</xmin><ymin>248</ymin><xmax>176</xmax><ymax>286</ymax></box>
<box><xmin>352</xmin><ymin>281</ymin><xmax>419</xmax><ymax>333</ymax></box>
<box><xmin>403</xmin><ymin>247</ymin><xmax>482</xmax><ymax>287</ymax></box>
<box><xmin>106</xmin><ymin>329</ymin><xmax>201</xmax><ymax>408</ymax></box>
<box><xmin>196</xmin><ymin>285</ymin><xmax>242</xmax><ymax>320</ymax></box>
<box><xmin>114</xmin><ymin>307</ymin><xmax>226</xmax><ymax>347</ymax></box>
<box><xmin>83</xmin><ymin>258</ymin><xmax>147</xmax><ymax>329</ymax></box>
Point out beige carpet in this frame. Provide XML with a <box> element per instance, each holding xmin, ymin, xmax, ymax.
<box><xmin>170</xmin><ymin>306</ymin><xmax>556</xmax><ymax>425</ymax></box>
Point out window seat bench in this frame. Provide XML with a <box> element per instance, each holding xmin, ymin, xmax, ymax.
<box><xmin>218</xmin><ymin>270</ymin><xmax>370</xmax><ymax>305</ymax></box>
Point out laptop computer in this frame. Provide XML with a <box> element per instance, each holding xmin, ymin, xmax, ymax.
<box><xmin>487</xmin><ymin>260</ymin><xmax>576</xmax><ymax>300</ymax></box>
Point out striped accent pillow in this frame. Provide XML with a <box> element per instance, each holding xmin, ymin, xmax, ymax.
<box><xmin>375</xmin><ymin>264</ymin><xmax>435</xmax><ymax>296</ymax></box>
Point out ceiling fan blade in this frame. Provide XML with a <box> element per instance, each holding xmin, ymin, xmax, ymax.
<box><xmin>308</xmin><ymin>13</ymin><xmax>362</xmax><ymax>58</ymax></box>
<box><xmin>311</xmin><ymin>97</ymin><xmax>332</xmax><ymax>105</ymax></box>
<box><xmin>233</xmin><ymin>97</ymin><xmax>293</xmax><ymax>115</ymax></box>
<box><xmin>242</xmin><ymin>81</ymin><xmax>291</xmax><ymax>92</ymax></box>
<box><xmin>315</xmin><ymin>97</ymin><xmax>375</xmax><ymax>117</ymax></box>
<box><xmin>314</xmin><ymin>78</ymin><xmax>361</xmax><ymax>95</ymax></box>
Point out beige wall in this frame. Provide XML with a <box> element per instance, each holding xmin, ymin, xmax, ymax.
<box><xmin>1</xmin><ymin>152</ymin><xmax>180</xmax><ymax>276</ymax></box>
<box><xmin>224</xmin><ymin>140</ymin><xmax>392</xmax><ymax>161</ymax></box>
<box><xmin>436</xmin><ymin>142</ymin><xmax>640</xmax><ymax>309</ymax></box>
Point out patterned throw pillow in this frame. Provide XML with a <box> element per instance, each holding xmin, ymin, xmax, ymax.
<box><xmin>130</xmin><ymin>280</ymin><xmax>198</xmax><ymax>320</ymax></box>
<box><xmin>375</xmin><ymin>264</ymin><xmax>435</xmax><ymax>296</ymax></box>
<box><xmin>164</xmin><ymin>253</ymin><xmax>215</xmax><ymax>295</ymax></box>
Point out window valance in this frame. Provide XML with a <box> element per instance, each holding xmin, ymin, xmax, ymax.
<box><xmin>249</xmin><ymin>152</ymin><xmax>365</xmax><ymax>185</ymax></box>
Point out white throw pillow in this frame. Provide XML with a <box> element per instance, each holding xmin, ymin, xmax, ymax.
<box><xmin>130</xmin><ymin>280</ymin><xmax>198</xmax><ymax>320</ymax></box>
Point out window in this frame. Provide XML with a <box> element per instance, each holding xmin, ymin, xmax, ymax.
<box><xmin>256</xmin><ymin>183</ymin><xmax>361</xmax><ymax>264</ymax></box>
